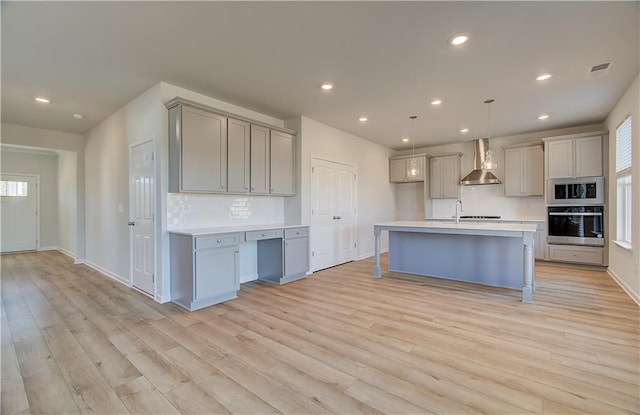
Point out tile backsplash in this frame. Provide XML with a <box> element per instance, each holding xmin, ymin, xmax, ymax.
<box><xmin>167</xmin><ymin>193</ymin><xmax>285</xmax><ymax>229</ymax></box>
<box><xmin>430</xmin><ymin>184</ymin><xmax>545</xmax><ymax>220</ymax></box>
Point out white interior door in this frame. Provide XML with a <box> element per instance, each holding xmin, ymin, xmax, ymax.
<box><xmin>1</xmin><ymin>174</ymin><xmax>38</xmax><ymax>253</ymax></box>
<box><xmin>310</xmin><ymin>157</ymin><xmax>357</xmax><ymax>272</ymax></box>
<box><xmin>130</xmin><ymin>141</ymin><xmax>155</xmax><ymax>296</ymax></box>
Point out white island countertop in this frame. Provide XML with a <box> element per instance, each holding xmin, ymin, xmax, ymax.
<box><xmin>374</xmin><ymin>220</ymin><xmax>538</xmax><ymax>234</ymax></box>
<box><xmin>168</xmin><ymin>223</ymin><xmax>306</xmax><ymax>236</ymax></box>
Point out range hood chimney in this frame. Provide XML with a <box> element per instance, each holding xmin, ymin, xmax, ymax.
<box><xmin>460</xmin><ymin>138</ymin><xmax>501</xmax><ymax>185</ymax></box>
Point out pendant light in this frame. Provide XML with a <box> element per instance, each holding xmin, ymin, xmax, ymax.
<box><xmin>407</xmin><ymin>115</ymin><xmax>420</xmax><ymax>178</ymax></box>
<box><xmin>481</xmin><ymin>99</ymin><xmax>497</xmax><ymax>171</ymax></box>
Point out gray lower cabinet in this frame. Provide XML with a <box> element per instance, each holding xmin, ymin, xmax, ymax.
<box><xmin>284</xmin><ymin>228</ymin><xmax>309</xmax><ymax>280</ymax></box>
<box><xmin>257</xmin><ymin>227</ymin><xmax>309</xmax><ymax>284</ymax></box>
<box><xmin>170</xmin><ymin>232</ymin><xmax>240</xmax><ymax>311</ymax></box>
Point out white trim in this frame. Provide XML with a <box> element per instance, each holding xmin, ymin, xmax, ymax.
<box><xmin>357</xmin><ymin>248</ymin><xmax>389</xmax><ymax>261</ymax></box>
<box><xmin>84</xmin><ymin>260</ymin><xmax>130</xmax><ymax>286</ymax></box>
<box><xmin>612</xmin><ymin>240</ymin><xmax>632</xmax><ymax>252</ymax></box>
<box><xmin>607</xmin><ymin>268</ymin><xmax>640</xmax><ymax>306</ymax></box>
<box><xmin>37</xmin><ymin>246</ymin><xmax>59</xmax><ymax>252</ymax></box>
<box><xmin>156</xmin><ymin>293</ymin><xmax>172</xmax><ymax>304</ymax></box>
<box><xmin>240</xmin><ymin>273</ymin><xmax>259</xmax><ymax>284</ymax></box>
<box><xmin>57</xmin><ymin>247</ymin><xmax>76</xmax><ymax>260</ymax></box>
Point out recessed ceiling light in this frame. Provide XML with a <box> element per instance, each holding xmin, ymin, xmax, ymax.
<box><xmin>431</xmin><ymin>99</ymin><xmax>443</xmax><ymax>106</ymax></box>
<box><xmin>358</xmin><ymin>117</ymin><xmax>368</xmax><ymax>122</ymax></box>
<box><xmin>73</xmin><ymin>113</ymin><xmax>84</xmax><ymax>120</ymax></box>
<box><xmin>402</xmin><ymin>137</ymin><xmax>409</xmax><ymax>142</ymax></box>
<box><xmin>538</xmin><ymin>114</ymin><xmax>550</xmax><ymax>120</ymax></box>
<box><xmin>320</xmin><ymin>82</ymin><xmax>334</xmax><ymax>91</ymax></box>
<box><xmin>536</xmin><ymin>73</ymin><xmax>553</xmax><ymax>81</ymax></box>
<box><xmin>460</xmin><ymin>128</ymin><xmax>469</xmax><ymax>133</ymax></box>
<box><xmin>449</xmin><ymin>32</ymin><xmax>470</xmax><ymax>46</ymax></box>
<box><xmin>35</xmin><ymin>97</ymin><xmax>50</xmax><ymax>104</ymax></box>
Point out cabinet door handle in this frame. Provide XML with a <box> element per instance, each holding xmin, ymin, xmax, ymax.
<box><xmin>128</xmin><ymin>222</ymin><xmax>136</xmax><ymax>226</ymax></box>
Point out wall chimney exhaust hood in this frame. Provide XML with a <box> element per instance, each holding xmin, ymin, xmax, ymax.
<box><xmin>460</xmin><ymin>138</ymin><xmax>501</xmax><ymax>185</ymax></box>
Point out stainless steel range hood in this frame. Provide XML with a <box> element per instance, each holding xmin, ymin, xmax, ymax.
<box><xmin>460</xmin><ymin>138</ymin><xmax>501</xmax><ymax>185</ymax></box>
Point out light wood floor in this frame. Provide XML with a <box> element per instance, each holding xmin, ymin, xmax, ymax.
<box><xmin>2</xmin><ymin>251</ymin><xmax>638</xmax><ymax>414</ymax></box>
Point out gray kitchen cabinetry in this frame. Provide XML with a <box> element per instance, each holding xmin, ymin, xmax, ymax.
<box><xmin>256</xmin><ymin>227</ymin><xmax>309</xmax><ymax>284</ymax></box>
<box><xmin>270</xmin><ymin>130</ymin><xmax>295</xmax><ymax>195</ymax></box>
<box><xmin>167</xmin><ymin>97</ymin><xmax>297</xmax><ymax>196</ymax></box>
<box><xmin>227</xmin><ymin>118</ymin><xmax>250</xmax><ymax>193</ymax></box>
<box><xmin>389</xmin><ymin>154</ymin><xmax>426</xmax><ymax>182</ymax></box>
<box><xmin>544</xmin><ymin>133</ymin><xmax>604</xmax><ymax>179</ymax></box>
<box><xmin>430</xmin><ymin>154</ymin><xmax>460</xmax><ymax>199</ymax></box>
<box><xmin>170</xmin><ymin>232</ymin><xmax>240</xmax><ymax>311</ymax></box>
<box><xmin>504</xmin><ymin>144</ymin><xmax>544</xmax><ymax>197</ymax></box>
<box><xmin>250</xmin><ymin>124</ymin><xmax>271</xmax><ymax>194</ymax></box>
<box><xmin>168</xmin><ymin>103</ymin><xmax>227</xmax><ymax>193</ymax></box>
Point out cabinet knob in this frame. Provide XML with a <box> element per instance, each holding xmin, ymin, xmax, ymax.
<box><xmin>217</xmin><ymin>239</ymin><xmax>222</xmax><ymax>243</ymax></box>
<box><xmin>221</xmin><ymin>185</ymin><xmax>225</xmax><ymax>189</ymax></box>
<box><xmin>270</xmin><ymin>188</ymin><xmax>274</xmax><ymax>192</ymax></box>
<box><xmin>251</xmin><ymin>187</ymin><xmax>255</xmax><ymax>191</ymax></box>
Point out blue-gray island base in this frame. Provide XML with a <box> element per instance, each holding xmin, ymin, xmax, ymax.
<box><xmin>373</xmin><ymin>221</ymin><xmax>537</xmax><ymax>302</ymax></box>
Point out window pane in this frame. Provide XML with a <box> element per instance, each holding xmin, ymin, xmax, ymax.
<box><xmin>616</xmin><ymin>116</ymin><xmax>632</xmax><ymax>175</ymax></box>
<box><xmin>0</xmin><ymin>181</ymin><xmax>28</xmax><ymax>197</ymax></box>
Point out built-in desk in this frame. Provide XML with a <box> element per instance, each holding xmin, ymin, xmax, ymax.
<box><xmin>169</xmin><ymin>225</ymin><xmax>309</xmax><ymax>311</ymax></box>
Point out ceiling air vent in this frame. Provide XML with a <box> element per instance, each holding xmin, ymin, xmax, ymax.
<box><xmin>586</xmin><ymin>62</ymin><xmax>612</xmax><ymax>79</ymax></box>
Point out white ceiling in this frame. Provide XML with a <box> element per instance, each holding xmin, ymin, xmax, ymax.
<box><xmin>2</xmin><ymin>2</ymin><xmax>638</xmax><ymax>150</ymax></box>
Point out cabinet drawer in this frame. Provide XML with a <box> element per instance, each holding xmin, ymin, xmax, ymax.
<box><xmin>548</xmin><ymin>245</ymin><xmax>603</xmax><ymax>265</ymax></box>
<box><xmin>195</xmin><ymin>233</ymin><xmax>240</xmax><ymax>249</ymax></box>
<box><xmin>246</xmin><ymin>229</ymin><xmax>283</xmax><ymax>241</ymax></box>
<box><xmin>285</xmin><ymin>227</ymin><xmax>309</xmax><ymax>239</ymax></box>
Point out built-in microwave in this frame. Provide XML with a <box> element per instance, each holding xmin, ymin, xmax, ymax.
<box><xmin>548</xmin><ymin>176</ymin><xmax>604</xmax><ymax>205</ymax></box>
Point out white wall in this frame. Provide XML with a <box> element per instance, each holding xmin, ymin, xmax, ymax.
<box><xmin>1</xmin><ymin>123</ymin><xmax>85</xmax><ymax>260</ymax></box>
<box><xmin>57</xmin><ymin>151</ymin><xmax>77</xmax><ymax>257</ymax></box>
<box><xmin>291</xmin><ymin>116</ymin><xmax>397</xmax><ymax>258</ymax></box>
<box><xmin>83</xmin><ymin>83</ymin><xmax>165</xmax><ymax>291</ymax></box>
<box><xmin>605</xmin><ymin>74</ymin><xmax>639</xmax><ymax>303</ymax></box>
<box><xmin>1</xmin><ymin>148</ymin><xmax>59</xmax><ymax>249</ymax></box>
<box><xmin>395</xmin><ymin>123</ymin><xmax>604</xmax><ymax>220</ymax></box>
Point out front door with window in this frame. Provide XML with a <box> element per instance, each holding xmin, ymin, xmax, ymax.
<box><xmin>1</xmin><ymin>173</ymin><xmax>38</xmax><ymax>253</ymax></box>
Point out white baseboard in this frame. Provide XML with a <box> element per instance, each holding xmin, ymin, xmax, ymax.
<box><xmin>607</xmin><ymin>268</ymin><xmax>640</xmax><ymax>306</ymax></box>
<box><xmin>83</xmin><ymin>260</ymin><xmax>131</xmax><ymax>287</ymax></box>
<box><xmin>38</xmin><ymin>246</ymin><xmax>59</xmax><ymax>252</ymax></box>
<box><xmin>57</xmin><ymin>247</ymin><xmax>76</xmax><ymax>260</ymax></box>
<box><xmin>74</xmin><ymin>259</ymin><xmax>85</xmax><ymax>265</ymax></box>
<box><xmin>156</xmin><ymin>293</ymin><xmax>172</xmax><ymax>304</ymax></box>
<box><xmin>240</xmin><ymin>273</ymin><xmax>259</xmax><ymax>284</ymax></box>
<box><xmin>357</xmin><ymin>248</ymin><xmax>388</xmax><ymax>261</ymax></box>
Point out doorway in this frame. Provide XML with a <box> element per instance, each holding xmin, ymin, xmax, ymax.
<box><xmin>1</xmin><ymin>173</ymin><xmax>39</xmax><ymax>253</ymax></box>
<box><xmin>129</xmin><ymin>140</ymin><xmax>155</xmax><ymax>296</ymax></box>
<box><xmin>310</xmin><ymin>157</ymin><xmax>358</xmax><ymax>271</ymax></box>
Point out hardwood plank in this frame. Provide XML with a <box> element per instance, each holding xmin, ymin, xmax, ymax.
<box><xmin>2</xmin><ymin>251</ymin><xmax>638</xmax><ymax>415</ymax></box>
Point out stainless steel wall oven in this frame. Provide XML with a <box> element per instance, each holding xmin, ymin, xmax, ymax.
<box><xmin>547</xmin><ymin>205</ymin><xmax>604</xmax><ymax>247</ymax></box>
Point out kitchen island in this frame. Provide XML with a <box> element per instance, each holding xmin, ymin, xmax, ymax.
<box><xmin>373</xmin><ymin>221</ymin><xmax>537</xmax><ymax>302</ymax></box>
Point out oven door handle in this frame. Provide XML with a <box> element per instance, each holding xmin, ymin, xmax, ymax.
<box><xmin>548</xmin><ymin>212</ymin><xmax>602</xmax><ymax>216</ymax></box>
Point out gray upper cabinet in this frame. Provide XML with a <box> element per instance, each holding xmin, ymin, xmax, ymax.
<box><xmin>389</xmin><ymin>155</ymin><xmax>426</xmax><ymax>183</ymax></box>
<box><xmin>430</xmin><ymin>155</ymin><xmax>460</xmax><ymax>199</ymax></box>
<box><xmin>270</xmin><ymin>130</ymin><xmax>295</xmax><ymax>195</ymax></box>
<box><xmin>169</xmin><ymin>104</ymin><xmax>227</xmax><ymax>193</ymax></box>
<box><xmin>545</xmin><ymin>134</ymin><xmax>603</xmax><ymax>179</ymax></box>
<box><xmin>504</xmin><ymin>144</ymin><xmax>544</xmax><ymax>197</ymax></box>
<box><xmin>227</xmin><ymin>118</ymin><xmax>250</xmax><ymax>193</ymax></box>
<box><xmin>167</xmin><ymin>97</ymin><xmax>297</xmax><ymax>196</ymax></box>
<box><xmin>250</xmin><ymin>124</ymin><xmax>271</xmax><ymax>194</ymax></box>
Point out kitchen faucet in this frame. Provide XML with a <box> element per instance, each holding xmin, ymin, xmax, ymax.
<box><xmin>455</xmin><ymin>200</ymin><xmax>463</xmax><ymax>224</ymax></box>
